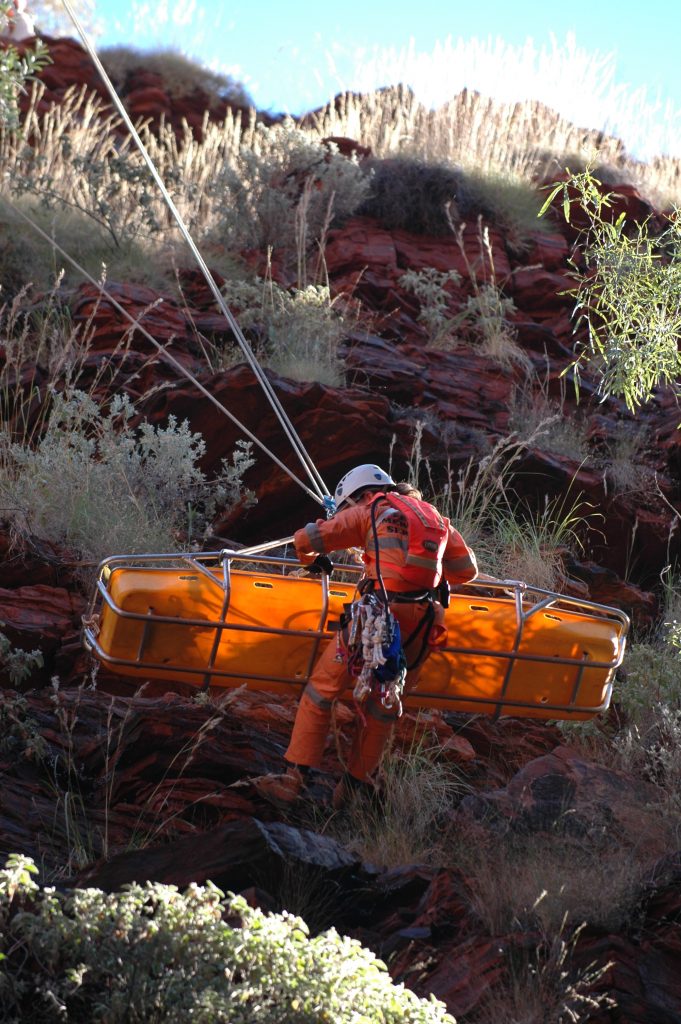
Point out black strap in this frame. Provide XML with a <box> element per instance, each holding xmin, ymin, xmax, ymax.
<box><xmin>370</xmin><ymin>498</ymin><xmax>390</xmax><ymax>608</ymax></box>
<box><xmin>402</xmin><ymin>602</ymin><xmax>436</xmax><ymax>671</ymax></box>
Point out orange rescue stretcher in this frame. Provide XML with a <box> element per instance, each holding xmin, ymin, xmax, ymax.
<box><xmin>82</xmin><ymin>546</ymin><xmax>630</xmax><ymax>721</ymax></box>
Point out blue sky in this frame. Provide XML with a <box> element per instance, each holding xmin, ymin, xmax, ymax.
<box><xmin>86</xmin><ymin>0</ymin><xmax>680</xmax><ymax>158</ymax></box>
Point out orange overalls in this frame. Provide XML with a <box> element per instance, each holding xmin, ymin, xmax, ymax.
<box><xmin>285</xmin><ymin>497</ymin><xmax>478</xmax><ymax>782</ymax></box>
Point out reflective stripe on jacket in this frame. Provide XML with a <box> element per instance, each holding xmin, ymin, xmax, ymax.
<box><xmin>294</xmin><ymin>498</ymin><xmax>477</xmax><ymax>591</ymax></box>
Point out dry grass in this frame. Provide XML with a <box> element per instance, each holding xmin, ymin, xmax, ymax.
<box><xmin>485</xmin><ymin>492</ymin><xmax>594</xmax><ymax>591</ymax></box>
<box><xmin>508</xmin><ymin>368</ymin><xmax>592</xmax><ymax>462</ymax></box>
<box><xmin>400</xmin><ymin>421</ymin><xmax>595</xmax><ymax>590</ymax></box>
<box><xmin>450</xmin><ymin>218</ymin><xmax>534</xmax><ymax>372</ymax></box>
<box><xmin>4</xmin><ymin>43</ymin><xmax>679</xmax><ymax>307</ymax></box>
<box><xmin>313</xmin><ymin>35</ymin><xmax>681</xmax><ymax>205</ymax></box>
<box><xmin>308</xmin><ymin>83</ymin><xmax>624</xmax><ymax>182</ymax></box>
<box><xmin>464</xmin><ymin>921</ymin><xmax>614</xmax><ymax>1024</ymax></box>
<box><xmin>328</xmin><ymin>733</ymin><xmax>471</xmax><ymax>869</ymax></box>
<box><xmin>599</xmin><ymin>424</ymin><xmax>654</xmax><ymax>497</ymax></box>
<box><xmin>453</xmin><ymin>823</ymin><xmax>658</xmax><ymax>938</ymax></box>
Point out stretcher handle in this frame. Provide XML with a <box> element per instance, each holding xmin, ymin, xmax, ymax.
<box><xmin>221</xmin><ymin>536</ymin><xmax>295</xmax><ymax>558</ymax></box>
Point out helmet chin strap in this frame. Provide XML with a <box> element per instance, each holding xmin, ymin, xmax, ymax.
<box><xmin>336</xmin><ymin>490</ymin><xmax>374</xmax><ymax>513</ymax></box>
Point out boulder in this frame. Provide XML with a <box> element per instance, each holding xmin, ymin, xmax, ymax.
<box><xmin>456</xmin><ymin>744</ymin><xmax>667</xmax><ymax>850</ymax></box>
<box><xmin>74</xmin><ymin>816</ymin><xmax>362</xmax><ymax>894</ymax></box>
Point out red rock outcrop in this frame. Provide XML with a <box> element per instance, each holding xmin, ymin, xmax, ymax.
<box><xmin>2</xmin><ymin>35</ymin><xmax>681</xmax><ymax>1021</ymax></box>
<box><xmin>10</xmin><ymin>35</ymin><xmax>271</xmax><ymax>137</ymax></box>
<box><xmin>0</xmin><ymin>686</ymin><xmax>675</xmax><ymax>1020</ymax></box>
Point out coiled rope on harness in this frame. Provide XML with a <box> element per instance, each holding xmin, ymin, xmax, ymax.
<box><xmin>342</xmin><ymin>498</ymin><xmax>412</xmax><ymax>713</ymax></box>
<box><xmin>38</xmin><ymin>0</ymin><xmax>335</xmax><ymax>514</ymax></box>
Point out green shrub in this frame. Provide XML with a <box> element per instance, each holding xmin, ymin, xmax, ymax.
<box><xmin>359</xmin><ymin>156</ymin><xmax>546</xmax><ymax>245</ymax></box>
<box><xmin>0</xmin><ymin>5</ymin><xmax>49</xmax><ymax>129</ymax></box>
<box><xmin>221</xmin><ymin>277</ymin><xmax>346</xmax><ymax>385</ymax></box>
<box><xmin>359</xmin><ymin>158</ymin><xmax>467</xmax><ymax>235</ymax></box>
<box><xmin>0</xmin><ymin>631</ymin><xmax>43</xmax><ymax>686</ymax></box>
<box><xmin>0</xmin><ymin>854</ymin><xmax>455</xmax><ymax>1023</ymax></box>
<box><xmin>400</xmin><ymin>250</ymin><xmax>531</xmax><ymax>370</ymax></box>
<box><xmin>100</xmin><ymin>45</ymin><xmax>252</xmax><ymax>105</ymax></box>
<box><xmin>0</xmin><ymin>390</ymin><xmax>254</xmax><ymax>562</ymax></box>
<box><xmin>399</xmin><ymin>267</ymin><xmax>461</xmax><ymax>345</ymax></box>
<box><xmin>208</xmin><ymin>122</ymin><xmax>370</xmax><ymax>258</ymax></box>
<box><xmin>540</xmin><ymin>168</ymin><xmax>681</xmax><ymax>411</ymax></box>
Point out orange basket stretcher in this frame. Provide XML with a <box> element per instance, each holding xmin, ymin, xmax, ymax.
<box><xmin>82</xmin><ymin>547</ymin><xmax>630</xmax><ymax>721</ymax></box>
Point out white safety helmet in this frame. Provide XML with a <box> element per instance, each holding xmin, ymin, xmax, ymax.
<box><xmin>334</xmin><ymin>464</ymin><xmax>394</xmax><ymax>512</ymax></box>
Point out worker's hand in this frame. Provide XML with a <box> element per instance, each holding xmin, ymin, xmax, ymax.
<box><xmin>307</xmin><ymin>554</ymin><xmax>334</xmax><ymax>576</ymax></box>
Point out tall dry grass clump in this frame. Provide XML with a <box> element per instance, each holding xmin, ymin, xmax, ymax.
<box><xmin>311</xmin><ymin>84</ymin><xmax>681</xmax><ymax>205</ymax></box>
<box><xmin>2</xmin><ymin>86</ymin><xmax>368</xmax><ymax>272</ymax></box>
<box><xmin>314</xmin><ymin>35</ymin><xmax>681</xmax><ymax>204</ymax></box>
<box><xmin>309</xmin><ymin>84</ymin><xmax>624</xmax><ymax>182</ymax></box>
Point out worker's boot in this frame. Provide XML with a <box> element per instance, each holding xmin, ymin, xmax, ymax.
<box><xmin>332</xmin><ymin>771</ymin><xmax>376</xmax><ymax>811</ymax></box>
<box><xmin>252</xmin><ymin>764</ymin><xmax>307</xmax><ymax>805</ymax></box>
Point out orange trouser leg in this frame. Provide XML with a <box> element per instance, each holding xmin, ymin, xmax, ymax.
<box><xmin>286</xmin><ymin>600</ymin><xmax>439</xmax><ymax>779</ymax></box>
<box><xmin>346</xmin><ymin>601</ymin><xmax>435</xmax><ymax>782</ymax></box>
<box><xmin>347</xmin><ymin>658</ymin><xmax>426</xmax><ymax>782</ymax></box>
<box><xmin>346</xmin><ymin>696</ymin><xmax>398</xmax><ymax>782</ymax></box>
<box><xmin>285</xmin><ymin>639</ymin><xmax>349</xmax><ymax>768</ymax></box>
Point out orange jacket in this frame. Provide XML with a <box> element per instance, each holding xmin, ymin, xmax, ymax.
<box><xmin>294</xmin><ymin>497</ymin><xmax>477</xmax><ymax>592</ymax></box>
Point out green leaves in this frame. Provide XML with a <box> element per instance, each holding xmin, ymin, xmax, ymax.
<box><xmin>0</xmin><ymin>858</ymin><xmax>456</xmax><ymax>1022</ymax></box>
<box><xmin>0</xmin><ymin>3</ymin><xmax>50</xmax><ymax>130</ymax></box>
<box><xmin>0</xmin><ymin>628</ymin><xmax>43</xmax><ymax>685</ymax></box>
<box><xmin>0</xmin><ymin>390</ymin><xmax>256</xmax><ymax>561</ymax></box>
<box><xmin>541</xmin><ymin>167</ymin><xmax>681</xmax><ymax>412</ymax></box>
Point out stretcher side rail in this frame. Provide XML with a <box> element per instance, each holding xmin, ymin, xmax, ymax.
<box><xmin>83</xmin><ymin>549</ymin><xmax>630</xmax><ymax>717</ymax></box>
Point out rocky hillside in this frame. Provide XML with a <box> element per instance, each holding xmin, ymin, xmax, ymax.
<box><xmin>1</xmin><ymin>34</ymin><xmax>681</xmax><ymax>1023</ymax></box>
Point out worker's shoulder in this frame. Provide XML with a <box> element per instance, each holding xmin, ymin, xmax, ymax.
<box><xmin>338</xmin><ymin>503</ymin><xmax>370</xmax><ymax>523</ymax></box>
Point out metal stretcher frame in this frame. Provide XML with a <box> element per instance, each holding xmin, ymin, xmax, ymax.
<box><xmin>82</xmin><ymin>547</ymin><xmax>631</xmax><ymax>719</ymax></box>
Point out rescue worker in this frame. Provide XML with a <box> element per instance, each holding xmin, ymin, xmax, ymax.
<box><xmin>254</xmin><ymin>464</ymin><xmax>478</xmax><ymax>808</ymax></box>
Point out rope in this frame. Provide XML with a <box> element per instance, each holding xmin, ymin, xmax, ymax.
<box><xmin>4</xmin><ymin>201</ymin><xmax>324</xmax><ymax>505</ymax></box>
<box><xmin>59</xmin><ymin>0</ymin><xmax>332</xmax><ymax>505</ymax></box>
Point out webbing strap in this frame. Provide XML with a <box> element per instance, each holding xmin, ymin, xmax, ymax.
<box><xmin>402</xmin><ymin>602</ymin><xmax>436</xmax><ymax>671</ymax></box>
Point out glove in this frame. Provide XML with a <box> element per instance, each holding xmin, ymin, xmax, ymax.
<box><xmin>307</xmin><ymin>554</ymin><xmax>334</xmax><ymax>576</ymax></box>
